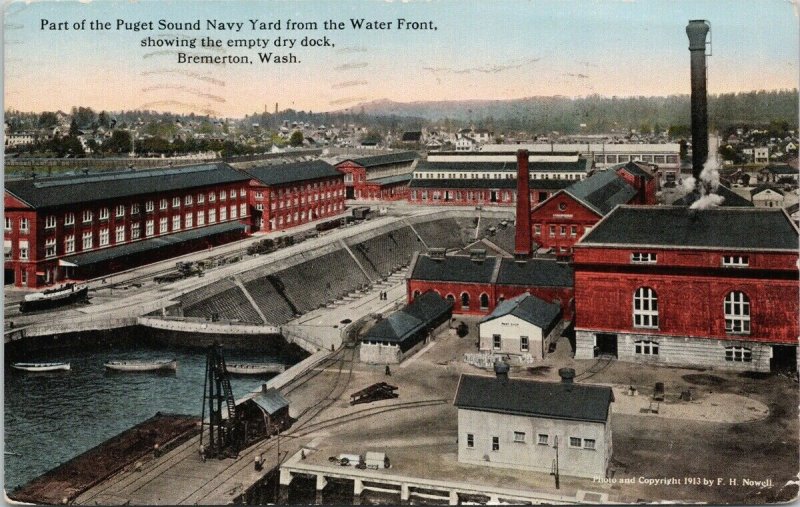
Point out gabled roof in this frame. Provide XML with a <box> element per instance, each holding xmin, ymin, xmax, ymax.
<box><xmin>750</xmin><ymin>184</ymin><xmax>785</xmax><ymax>197</ymax></box>
<box><xmin>364</xmin><ymin>291</ymin><xmax>452</xmax><ymax>344</ymax></box>
<box><xmin>579</xmin><ymin>205</ymin><xmax>798</xmax><ymax>251</ymax></box>
<box><xmin>453</xmin><ymin>374</ymin><xmax>614</xmax><ymax>423</ymax></box>
<box><xmin>404</xmin><ymin>290</ymin><xmax>454</xmax><ymax>323</ymax></box>
<box><xmin>411</xmin><ymin>255</ymin><xmax>498</xmax><ymax>284</ymax></box>
<box><xmin>244</xmin><ymin>160</ymin><xmax>341</xmax><ymax>186</ymax></box>
<box><xmin>251</xmin><ymin>388</ymin><xmax>289</xmax><ymax>415</ymax></box>
<box><xmin>496</xmin><ymin>258</ymin><xmax>574</xmax><ymax>287</ymax></box>
<box><xmin>341</xmin><ymin>151</ymin><xmax>419</xmax><ymax>168</ymax></box>
<box><xmin>564</xmin><ymin>169</ymin><xmax>637</xmax><ymax>215</ymax></box>
<box><xmin>480</xmin><ymin>293</ymin><xmax>561</xmax><ymax>328</ymax></box>
<box><xmin>672</xmin><ymin>185</ymin><xmax>754</xmax><ymax>208</ymax></box>
<box><xmin>613</xmin><ymin>161</ymin><xmax>655</xmax><ymax>180</ymax></box>
<box><xmin>4</xmin><ymin>163</ymin><xmax>248</xmax><ymax>209</ymax></box>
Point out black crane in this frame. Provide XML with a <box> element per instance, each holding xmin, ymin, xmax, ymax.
<box><xmin>200</xmin><ymin>342</ymin><xmax>240</xmax><ymax>459</ymax></box>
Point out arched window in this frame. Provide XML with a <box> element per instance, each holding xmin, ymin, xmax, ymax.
<box><xmin>480</xmin><ymin>293</ymin><xmax>490</xmax><ymax>310</ymax></box>
<box><xmin>461</xmin><ymin>292</ymin><xmax>470</xmax><ymax>310</ymax></box>
<box><xmin>633</xmin><ymin>287</ymin><xmax>658</xmax><ymax>328</ymax></box>
<box><xmin>413</xmin><ymin>290</ymin><xmax>421</xmax><ymax>299</ymax></box>
<box><xmin>724</xmin><ymin>291</ymin><xmax>750</xmax><ymax>334</ymax></box>
<box><xmin>446</xmin><ymin>294</ymin><xmax>455</xmax><ymax>303</ymax></box>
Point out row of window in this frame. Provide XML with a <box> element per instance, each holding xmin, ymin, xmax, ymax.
<box><xmin>630</xmin><ymin>252</ymin><xmax>750</xmax><ymax>268</ymax></box>
<box><xmin>465</xmin><ymin>432</ymin><xmax>595</xmax><ymax>450</ymax></box>
<box><xmin>269</xmin><ymin>203</ymin><xmax>343</xmax><ymax>227</ymax></box>
<box><xmin>36</xmin><ymin>206</ymin><xmax>245</xmax><ymax>257</ymax></box>
<box><xmin>269</xmin><ymin>190</ymin><xmax>344</xmax><ymax>210</ymax></box>
<box><xmin>257</xmin><ymin>188</ymin><xmax>344</xmax><ymax>202</ymax></box>
<box><xmin>534</xmin><ymin>224</ymin><xmax>580</xmax><ymax>238</ymax></box>
<box><xmin>271</xmin><ymin>180</ymin><xmax>341</xmax><ymax>197</ymax></box>
<box><xmin>632</xmin><ymin>287</ymin><xmax>751</xmax><ymax>334</ymax></box>
<box><xmin>594</xmin><ymin>154</ymin><xmax>678</xmax><ymax>164</ymax></box>
<box><xmin>632</xmin><ymin>340</ymin><xmax>753</xmax><ymax>363</ymax></box>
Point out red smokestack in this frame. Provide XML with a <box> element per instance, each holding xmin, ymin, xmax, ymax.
<box><xmin>515</xmin><ymin>149</ymin><xmax>532</xmax><ymax>258</ymax></box>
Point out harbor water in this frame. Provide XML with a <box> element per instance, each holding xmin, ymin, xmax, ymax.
<box><xmin>4</xmin><ymin>338</ymin><xmax>304</xmax><ymax>492</ymax></box>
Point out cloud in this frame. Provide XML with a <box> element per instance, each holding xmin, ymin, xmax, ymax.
<box><xmin>563</xmin><ymin>72</ymin><xmax>590</xmax><ymax>79</ymax></box>
<box><xmin>141</xmin><ymin>85</ymin><xmax>226</xmax><ymax>103</ymax></box>
<box><xmin>423</xmin><ymin>57</ymin><xmax>541</xmax><ymax>75</ymax></box>
<box><xmin>329</xmin><ymin>97</ymin><xmax>369</xmax><ymax>106</ymax></box>
<box><xmin>141</xmin><ymin>69</ymin><xmax>225</xmax><ymax>87</ymax></box>
<box><xmin>331</xmin><ymin>80</ymin><xmax>368</xmax><ymax>89</ymax></box>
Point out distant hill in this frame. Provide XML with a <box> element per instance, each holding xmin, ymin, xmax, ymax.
<box><xmin>337</xmin><ymin>90</ymin><xmax>799</xmax><ymax>133</ymax></box>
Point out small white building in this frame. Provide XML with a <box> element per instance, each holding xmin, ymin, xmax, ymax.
<box><xmin>751</xmin><ymin>185</ymin><xmax>785</xmax><ymax>208</ymax></box>
<box><xmin>453</xmin><ymin>366</ymin><xmax>614</xmax><ymax>479</ymax></box>
<box><xmin>754</xmin><ymin>147</ymin><xmax>770</xmax><ymax>164</ymax></box>
<box><xmin>478</xmin><ymin>293</ymin><xmax>561</xmax><ymax>360</ymax></box>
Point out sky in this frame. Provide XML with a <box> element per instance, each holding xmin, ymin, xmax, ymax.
<box><xmin>3</xmin><ymin>0</ymin><xmax>799</xmax><ymax>118</ymax></box>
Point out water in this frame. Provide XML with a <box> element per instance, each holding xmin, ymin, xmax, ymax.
<box><xmin>4</xmin><ymin>344</ymin><xmax>298</xmax><ymax>491</ymax></box>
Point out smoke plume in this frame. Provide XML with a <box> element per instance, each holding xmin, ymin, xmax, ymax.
<box><xmin>688</xmin><ymin>157</ymin><xmax>725</xmax><ymax>209</ymax></box>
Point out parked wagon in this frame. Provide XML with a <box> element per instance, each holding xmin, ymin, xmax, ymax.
<box><xmin>349</xmin><ymin>382</ymin><xmax>398</xmax><ymax>405</ymax></box>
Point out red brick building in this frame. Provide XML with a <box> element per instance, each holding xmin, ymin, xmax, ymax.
<box><xmin>243</xmin><ymin>160</ymin><xmax>345</xmax><ymax>233</ymax></box>
<box><xmin>573</xmin><ymin>206</ymin><xmax>799</xmax><ymax>372</ymax></box>
<box><xmin>4</xmin><ymin>163</ymin><xmax>251</xmax><ymax>288</ymax></box>
<box><xmin>335</xmin><ymin>151</ymin><xmax>418</xmax><ymax>200</ymax></box>
<box><xmin>530</xmin><ymin>166</ymin><xmax>652</xmax><ymax>257</ymax></box>
<box><xmin>407</xmin><ymin>252</ymin><xmax>574</xmax><ymax>320</ymax></box>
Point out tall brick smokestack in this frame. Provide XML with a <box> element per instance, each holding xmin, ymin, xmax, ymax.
<box><xmin>687</xmin><ymin>20</ymin><xmax>710</xmax><ymax>181</ymax></box>
<box><xmin>514</xmin><ymin>149</ymin><xmax>532</xmax><ymax>258</ymax></box>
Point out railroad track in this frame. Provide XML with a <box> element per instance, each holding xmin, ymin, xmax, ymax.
<box><xmin>573</xmin><ymin>354</ymin><xmax>614</xmax><ymax>382</ymax></box>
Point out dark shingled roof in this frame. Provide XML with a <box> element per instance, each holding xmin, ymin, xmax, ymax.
<box><xmin>411</xmin><ymin>255</ymin><xmax>498</xmax><ymax>283</ymax></box>
<box><xmin>60</xmin><ymin>221</ymin><xmax>245</xmax><ymax>267</ymax></box>
<box><xmin>401</xmin><ymin>131</ymin><xmax>422</xmax><ymax>142</ymax></box>
<box><xmin>496</xmin><ymin>258</ymin><xmax>574</xmax><ymax>287</ymax></box>
<box><xmin>611</xmin><ymin>161</ymin><xmax>655</xmax><ymax>180</ymax></box>
<box><xmin>579</xmin><ymin>205</ymin><xmax>798</xmax><ymax>251</ymax></box>
<box><xmin>364</xmin><ymin>291</ymin><xmax>452</xmax><ymax>344</ymax></box>
<box><xmin>565</xmin><ymin>169</ymin><xmax>637</xmax><ymax>215</ymax></box>
<box><xmin>672</xmin><ymin>185</ymin><xmax>754</xmax><ymax>207</ymax></box>
<box><xmin>345</xmin><ymin>151</ymin><xmax>418</xmax><ymax>168</ymax></box>
<box><xmin>750</xmin><ymin>184</ymin><xmax>785</xmax><ymax>197</ymax></box>
<box><xmin>481</xmin><ymin>293</ymin><xmax>561</xmax><ymax>328</ymax></box>
<box><xmin>454</xmin><ymin>374</ymin><xmax>614</xmax><ymax>423</ymax></box>
<box><xmin>5</xmin><ymin>163</ymin><xmax>249</xmax><ymax>209</ymax></box>
<box><xmin>244</xmin><ymin>160</ymin><xmax>341</xmax><ymax>186</ymax></box>
<box><xmin>403</xmin><ymin>290</ymin><xmax>454</xmax><ymax>324</ymax></box>
<box><xmin>764</xmin><ymin>164</ymin><xmax>798</xmax><ymax>175</ymax></box>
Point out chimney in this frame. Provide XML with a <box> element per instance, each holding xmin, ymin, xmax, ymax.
<box><xmin>687</xmin><ymin>20</ymin><xmax>711</xmax><ymax>181</ymax></box>
<box><xmin>514</xmin><ymin>149</ymin><xmax>532</xmax><ymax>258</ymax></box>
<box><xmin>558</xmin><ymin>367</ymin><xmax>575</xmax><ymax>384</ymax></box>
<box><xmin>494</xmin><ymin>360</ymin><xmax>510</xmax><ymax>383</ymax></box>
<box><xmin>636</xmin><ymin>174</ymin><xmax>646</xmax><ymax>204</ymax></box>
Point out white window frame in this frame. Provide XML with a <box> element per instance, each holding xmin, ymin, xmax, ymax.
<box><xmin>185</xmin><ymin>213</ymin><xmax>193</xmax><ymax>228</ymax></box>
<box><xmin>240</xmin><ymin>203</ymin><xmax>247</xmax><ymax>216</ymax></box>
<box><xmin>724</xmin><ymin>291</ymin><xmax>750</xmax><ymax>334</ymax></box>
<box><xmin>45</xmin><ymin>215</ymin><xmax>56</xmax><ymax>229</ymax></box>
<box><xmin>584</xmin><ymin>439</ymin><xmax>596</xmax><ymax>450</ymax></box>
<box><xmin>4</xmin><ymin>217</ymin><xmax>11</xmax><ymax>230</ymax></box>
<box><xmin>492</xmin><ymin>334</ymin><xmax>501</xmax><ymax>350</ymax></box>
<box><xmin>209</xmin><ymin>209</ymin><xmax>217</xmax><ymax>223</ymax></box>
<box><xmin>45</xmin><ymin>238</ymin><xmax>56</xmax><ymax>258</ymax></box>
<box><xmin>65</xmin><ymin>213</ymin><xmax>75</xmax><ymax>226</ymax></box>
<box><xmin>537</xmin><ymin>434</ymin><xmax>549</xmax><ymax>446</ymax></box>
<box><xmin>99</xmin><ymin>208</ymin><xmax>109</xmax><ymax>220</ymax></box>
<box><xmin>722</xmin><ymin>255</ymin><xmax>749</xmax><ymax>268</ymax></box>
<box><xmin>131</xmin><ymin>203</ymin><xmax>140</xmax><ymax>215</ymax></box>
<box><xmin>19</xmin><ymin>242</ymin><xmax>28</xmax><ymax>260</ymax></box>
<box><xmin>115</xmin><ymin>205</ymin><xmax>125</xmax><ymax>218</ymax></box>
<box><xmin>491</xmin><ymin>436</ymin><xmax>499</xmax><ymax>451</ymax></box>
<box><xmin>145</xmin><ymin>201</ymin><xmax>154</xmax><ymax>212</ymax></box>
<box><xmin>513</xmin><ymin>431</ymin><xmax>525</xmax><ymax>443</ymax></box>
<box><xmin>99</xmin><ymin>228</ymin><xmax>109</xmax><ymax>246</ymax></box>
<box><xmin>197</xmin><ymin>193</ymin><xmax>205</xmax><ymax>204</ymax></box>
<box><xmin>209</xmin><ymin>191</ymin><xmax>216</xmax><ymax>202</ymax></box>
<box><xmin>145</xmin><ymin>220</ymin><xmax>154</xmax><ymax>237</ymax></box>
<box><xmin>172</xmin><ymin>215</ymin><xmax>181</xmax><ymax>231</ymax></box>
<box><xmin>520</xmin><ymin>336</ymin><xmax>529</xmax><ymax>352</ymax></box>
<box><xmin>64</xmin><ymin>235</ymin><xmax>75</xmax><ymax>254</ymax></box>
<box><xmin>159</xmin><ymin>217</ymin><xmax>168</xmax><ymax>234</ymax></box>
<box><xmin>569</xmin><ymin>437</ymin><xmax>582</xmax><ymax>448</ymax></box>
<box><xmin>82</xmin><ymin>231</ymin><xmax>93</xmax><ymax>250</ymax></box>
<box><xmin>631</xmin><ymin>252</ymin><xmax>657</xmax><ymax>263</ymax></box>
<box><xmin>634</xmin><ymin>340</ymin><xmax>659</xmax><ymax>355</ymax></box>
<box><xmin>185</xmin><ymin>195</ymin><xmax>193</xmax><ymax>206</ymax></box>
<box><xmin>633</xmin><ymin>287</ymin><xmax>659</xmax><ymax>329</ymax></box>
<box><xmin>131</xmin><ymin>223</ymin><xmax>141</xmax><ymax>240</ymax></box>
<box><xmin>160</xmin><ymin>199</ymin><xmax>168</xmax><ymax>210</ymax></box>
<box><xmin>230</xmin><ymin>205</ymin><xmax>238</xmax><ymax>219</ymax></box>
<box><xmin>197</xmin><ymin>211</ymin><xmax>205</xmax><ymax>226</ymax></box>
<box><xmin>725</xmin><ymin>345</ymin><xmax>752</xmax><ymax>362</ymax></box>
<box><xmin>81</xmin><ymin>211</ymin><xmax>92</xmax><ymax>223</ymax></box>
<box><xmin>466</xmin><ymin>433</ymin><xmax>474</xmax><ymax>448</ymax></box>
<box><xmin>172</xmin><ymin>197</ymin><xmax>180</xmax><ymax>208</ymax></box>
<box><xmin>115</xmin><ymin>225</ymin><xmax>125</xmax><ymax>243</ymax></box>
<box><xmin>220</xmin><ymin>207</ymin><xmax>228</xmax><ymax>221</ymax></box>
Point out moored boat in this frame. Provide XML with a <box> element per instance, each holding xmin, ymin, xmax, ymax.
<box><xmin>19</xmin><ymin>283</ymin><xmax>89</xmax><ymax>312</ymax></box>
<box><xmin>11</xmin><ymin>362</ymin><xmax>71</xmax><ymax>372</ymax></box>
<box><xmin>225</xmin><ymin>362</ymin><xmax>285</xmax><ymax>375</ymax></box>
<box><xmin>104</xmin><ymin>359</ymin><xmax>177</xmax><ymax>372</ymax></box>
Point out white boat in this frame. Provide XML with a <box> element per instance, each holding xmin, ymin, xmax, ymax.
<box><xmin>225</xmin><ymin>362</ymin><xmax>285</xmax><ymax>375</ymax></box>
<box><xmin>19</xmin><ymin>283</ymin><xmax>89</xmax><ymax>312</ymax></box>
<box><xmin>11</xmin><ymin>362</ymin><xmax>71</xmax><ymax>372</ymax></box>
<box><xmin>104</xmin><ymin>359</ymin><xmax>177</xmax><ymax>372</ymax></box>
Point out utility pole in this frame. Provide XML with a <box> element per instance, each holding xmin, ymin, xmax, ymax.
<box><xmin>552</xmin><ymin>436</ymin><xmax>560</xmax><ymax>489</ymax></box>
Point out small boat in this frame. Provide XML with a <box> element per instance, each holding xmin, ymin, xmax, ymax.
<box><xmin>11</xmin><ymin>362</ymin><xmax>71</xmax><ymax>372</ymax></box>
<box><xmin>19</xmin><ymin>283</ymin><xmax>89</xmax><ymax>312</ymax></box>
<box><xmin>104</xmin><ymin>358</ymin><xmax>177</xmax><ymax>372</ymax></box>
<box><xmin>226</xmin><ymin>362</ymin><xmax>285</xmax><ymax>375</ymax></box>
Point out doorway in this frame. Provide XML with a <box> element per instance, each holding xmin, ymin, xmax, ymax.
<box><xmin>595</xmin><ymin>333</ymin><xmax>618</xmax><ymax>358</ymax></box>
